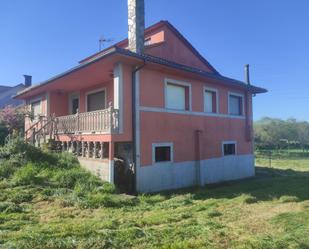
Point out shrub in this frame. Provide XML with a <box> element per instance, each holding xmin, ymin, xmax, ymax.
<box><xmin>54</xmin><ymin>152</ymin><xmax>79</xmax><ymax>169</ymax></box>
<box><xmin>74</xmin><ymin>174</ymin><xmax>105</xmax><ymax>196</ymax></box>
<box><xmin>81</xmin><ymin>193</ymin><xmax>122</xmax><ymax>208</ymax></box>
<box><xmin>12</xmin><ymin>163</ymin><xmax>39</xmax><ymax>185</ymax></box>
<box><xmin>53</xmin><ymin>168</ymin><xmax>87</xmax><ymax>189</ymax></box>
<box><xmin>10</xmin><ymin>191</ymin><xmax>33</xmax><ymax>204</ymax></box>
<box><xmin>0</xmin><ymin>201</ymin><xmax>23</xmax><ymax>213</ymax></box>
<box><xmin>279</xmin><ymin>195</ymin><xmax>299</xmax><ymax>203</ymax></box>
<box><xmin>94</xmin><ymin>182</ymin><xmax>116</xmax><ymax>195</ymax></box>
<box><xmin>0</xmin><ymin>159</ymin><xmax>18</xmax><ymax>179</ymax></box>
<box><xmin>241</xmin><ymin>194</ymin><xmax>258</xmax><ymax>204</ymax></box>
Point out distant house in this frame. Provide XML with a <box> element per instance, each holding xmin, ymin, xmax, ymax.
<box><xmin>15</xmin><ymin>0</ymin><xmax>266</xmax><ymax>193</ymax></box>
<box><xmin>0</xmin><ymin>75</ymin><xmax>32</xmax><ymax>109</ymax></box>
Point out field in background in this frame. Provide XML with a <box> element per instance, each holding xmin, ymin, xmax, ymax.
<box><xmin>1</xmin><ymin>145</ymin><xmax>309</xmax><ymax>248</ymax></box>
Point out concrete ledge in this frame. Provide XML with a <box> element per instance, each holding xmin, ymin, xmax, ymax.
<box><xmin>78</xmin><ymin>157</ymin><xmax>110</xmax><ymax>181</ymax></box>
<box><xmin>137</xmin><ymin>154</ymin><xmax>254</xmax><ymax>193</ymax></box>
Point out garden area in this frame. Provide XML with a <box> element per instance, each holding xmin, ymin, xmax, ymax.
<box><xmin>0</xmin><ymin>138</ymin><xmax>308</xmax><ymax>249</ymax></box>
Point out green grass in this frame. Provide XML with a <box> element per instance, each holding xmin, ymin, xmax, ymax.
<box><xmin>0</xmin><ymin>143</ymin><xmax>309</xmax><ymax>248</ymax></box>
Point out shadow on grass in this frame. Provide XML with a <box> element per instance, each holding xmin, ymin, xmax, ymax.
<box><xmin>158</xmin><ymin>166</ymin><xmax>309</xmax><ymax>203</ymax></box>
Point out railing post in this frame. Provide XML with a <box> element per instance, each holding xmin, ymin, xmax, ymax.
<box><xmin>76</xmin><ymin>109</ymin><xmax>80</xmax><ymax>134</ymax></box>
<box><xmin>109</xmin><ymin>102</ymin><xmax>114</xmax><ymax>133</ymax></box>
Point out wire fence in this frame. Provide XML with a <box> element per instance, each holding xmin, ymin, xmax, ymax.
<box><xmin>255</xmin><ymin>149</ymin><xmax>309</xmax><ymax>167</ymax></box>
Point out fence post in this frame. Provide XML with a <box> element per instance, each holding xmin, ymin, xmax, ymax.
<box><xmin>269</xmin><ymin>150</ymin><xmax>272</xmax><ymax>167</ymax></box>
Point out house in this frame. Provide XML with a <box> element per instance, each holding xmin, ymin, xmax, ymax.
<box><xmin>15</xmin><ymin>0</ymin><xmax>266</xmax><ymax>193</ymax></box>
<box><xmin>0</xmin><ymin>75</ymin><xmax>32</xmax><ymax>109</ymax></box>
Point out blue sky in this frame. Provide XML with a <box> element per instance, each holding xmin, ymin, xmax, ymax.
<box><xmin>1</xmin><ymin>0</ymin><xmax>309</xmax><ymax>121</ymax></box>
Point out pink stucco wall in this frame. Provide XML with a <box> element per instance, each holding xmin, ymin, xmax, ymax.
<box><xmin>144</xmin><ymin>25</ymin><xmax>214</xmax><ymax>72</ymax></box>
<box><xmin>139</xmin><ymin>68</ymin><xmax>253</xmax><ymax>166</ymax></box>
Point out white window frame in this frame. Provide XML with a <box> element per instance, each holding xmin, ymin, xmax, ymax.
<box><xmin>68</xmin><ymin>91</ymin><xmax>80</xmax><ymax>114</ymax></box>
<box><xmin>85</xmin><ymin>87</ymin><xmax>107</xmax><ymax>112</ymax></box>
<box><xmin>164</xmin><ymin>78</ymin><xmax>192</xmax><ymax>111</ymax></box>
<box><xmin>228</xmin><ymin>92</ymin><xmax>245</xmax><ymax>116</ymax></box>
<box><xmin>152</xmin><ymin>142</ymin><xmax>174</xmax><ymax>165</ymax></box>
<box><xmin>29</xmin><ymin>96</ymin><xmax>42</xmax><ymax>120</ymax></box>
<box><xmin>203</xmin><ymin>86</ymin><xmax>219</xmax><ymax>113</ymax></box>
<box><xmin>222</xmin><ymin>141</ymin><xmax>237</xmax><ymax>156</ymax></box>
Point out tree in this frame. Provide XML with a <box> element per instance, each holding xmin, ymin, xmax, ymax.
<box><xmin>254</xmin><ymin>117</ymin><xmax>309</xmax><ymax>150</ymax></box>
<box><xmin>0</xmin><ymin>105</ymin><xmax>26</xmax><ymax>136</ymax></box>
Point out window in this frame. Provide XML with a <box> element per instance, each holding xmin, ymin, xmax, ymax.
<box><xmin>223</xmin><ymin>142</ymin><xmax>236</xmax><ymax>156</ymax></box>
<box><xmin>152</xmin><ymin>143</ymin><xmax>173</xmax><ymax>163</ymax></box>
<box><xmin>31</xmin><ymin>100</ymin><xmax>41</xmax><ymax>119</ymax></box>
<box><xmin>165</xmin><ymin>80</ymin><xmax>190</xmax><ymax>111</ymax></box>
<box><xmin>229</xmin><ymin>93</ymin><xmax>243</xmax><ymax>116</ymax></box>
<box><xmin>87</xmin><ymin>89</ymin><xmax>106</xmax><ymax>112</ymax></box>
<box><xmin>144</xmin><ymin>38</ymin><xmax>152</xmax><ymax>46</ymax></box>
<box><xmin>204</xmin><ymin>88</ymin><xmax>218</xmax><ymax>113</ymax></box>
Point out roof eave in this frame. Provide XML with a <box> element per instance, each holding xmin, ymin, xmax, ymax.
<box><xmin>14</xmin><ymin>47</ymin><xmax>119</xmax><ymax>99</ymax></box>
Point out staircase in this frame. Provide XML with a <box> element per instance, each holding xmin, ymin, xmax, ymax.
<box><xmin>25</xmin><ymin>115</ymin><xmax>58</xmax><ymax>148</ymax></box>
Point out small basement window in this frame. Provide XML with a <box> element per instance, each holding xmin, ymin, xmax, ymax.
<box><xmin>223</xmin><ymin>142</ymin><xmax>236</xmax><ymax>156</ymax></box>
<box><xmin>153</xmin><ymin>143</ymin><xmax>173</xmax><ymax>163</ymax></box>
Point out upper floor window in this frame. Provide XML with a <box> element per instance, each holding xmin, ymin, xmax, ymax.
<box><xmin>204</xmin><ymin>88</ymin><xmax>218</xmax><ymax>113</ymax></box>
<box><xmin>165</xmin><ymin>79</ymin><xmax>191</xmax><ymax>111</ymax></box>
<box><xmin>228</xmin><ymin>93</ymin><xmax>244</xmax><ymax>116</ymax></box>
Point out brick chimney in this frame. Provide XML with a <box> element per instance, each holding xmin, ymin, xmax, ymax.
<box><xmin>128</xmin><ymin>0</ymin><xmax>145</xmax><ymax>54</ymax></box>
<box><xmin>23</xmin><ymin>75</ymin><xmax>32</xmax><ymax>87</ymax></box>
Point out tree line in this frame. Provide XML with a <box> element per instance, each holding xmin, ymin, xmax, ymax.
<box><xmin>254</xmin><ymin>117</ymin><xmax>309</xmax><ymax>150</ymax></box>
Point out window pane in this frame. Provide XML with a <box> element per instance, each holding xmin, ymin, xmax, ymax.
<box><xmin>224</xmin><ymin>143</ymin><xmax>236</xmax><ymax>156</ymax></box>
<box><xmin>31</xmin><ymin>100</ymin><xmax>41</xmax><ymax>117</ymax></box>
<box><xmin>155</xmin><ymin>146</ymin><xmax>171</xmax><ymax>162</ymax></box>
<box><xmin>166</xmin><ymin>84</ymin><xmax>185</xmax><ymax>110</ymax></box>
<box><xmin>204</xmin><ymin>90</ymin><xmax>214</xmax><ymax>113</ymax></box>
<box><xmin>87</xmin><ymin>90</ymin><xmax>105</xmax><ymax>112</ymax></box>
<box><xmin>229</xmin><ymin>95</ymin><xmax>242</xmax><ymax>115</ymax></box>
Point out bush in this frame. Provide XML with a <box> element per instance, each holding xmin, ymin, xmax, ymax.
<box><xmin>81</xmin><ymin>193</ymin><xmax>122</xmax><ymax>208</ymax></box>
<box><xmin>0</xmin><ymin>201</ymin><xmax>23</xmax><ymax>213</ymax></box>
<box><xmin>53</xmin><ymin>168</ymin><xmax>87</xmax><ymax>189</ymax></box>
<box><xmin>279</xmin><ymin>195</ymin><xmax>299</xmax><ymax>203</ymax></box>
<box><xmin>12</xmin><ymin>163</ymin><xmax>39</xmax><ymax>185</ymax></box>
<box><xmin>94</xmin><ymin>182</ymin><xmax>116</xmax><ymax>194</ymax></box>
<box><xmin>0</xmin><ymin>159</ymin><xmax>18</xmax><ymax>179</ymax></box>
<box><xmin>241</xmin><ymin>194</ymin><xmax>258</xmax><ymax>204</ymax></box>
<box><xmin>10</xmin><ymin>191</ymin><xmax>33</xmax><ymax>204</ymax></box>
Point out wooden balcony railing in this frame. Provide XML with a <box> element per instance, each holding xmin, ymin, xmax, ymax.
<box><xmin>55</xmin><ymin>106</ymin><xmax>119</xmax><ymax>134</ymax></box>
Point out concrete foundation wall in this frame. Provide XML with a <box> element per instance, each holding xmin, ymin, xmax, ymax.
<box><xmin>78</xmin><ymin>157</ymin><xmax>110</xmax><ymax>182</ymax></box>
<box><xmin>136</xmin><ymin>154</ymin><xmax>254</xmax><ymax>193</ymax></box>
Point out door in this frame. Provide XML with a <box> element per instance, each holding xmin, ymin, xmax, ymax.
<box><xmin>69</xmin><ymin>93</ymin><xmax>80</xmax><ymax>114</ymax></box>
<box><xmin>72</xmin><ymin>98</ymin><xmax>79</xmax><ymax>114</ymax></box>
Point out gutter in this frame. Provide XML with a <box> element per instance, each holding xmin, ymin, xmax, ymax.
<box><xmin>131</xmin><ymin>61</ymin><xmax>146</xmax><ymax>194</ymax></box>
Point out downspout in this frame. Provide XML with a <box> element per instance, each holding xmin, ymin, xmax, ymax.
<box><xmin>132</xmin><ymin>61</ymin><xmax>146</xmax><ymax>193</ymax></box>
<box><xmin>195</xmin><ymin>129</ymin><xmax>203</xmax><ymax>186</ymax></box>
<box><xmin>244</xmin><ymin>64</ymin><xmax>252</xmax><ymax>142</ymax></box>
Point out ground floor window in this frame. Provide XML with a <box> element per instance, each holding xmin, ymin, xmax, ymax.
<box><xmin>222</xmin><ymin>141</ymin><xmax>236</xmax><ymax>156</ymax></box>
<box><xmin>86</xmin><ymin>89</ymin><xmax>106</xmax><ymax>112</ymax></box>
<box><xmin>30</xmin><ymin>99</ymin><xmax>41</xmax><ymax>119</ymax></box>
<box><xmin>152</xmin><ymin>143</ymin><xmax>173</xmax><ymax>164</ymax></box>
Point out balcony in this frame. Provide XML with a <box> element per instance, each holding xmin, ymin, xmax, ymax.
<box><xmin>55</xmin><ymin>106</ymin><xmax>119</xmax><ymax>134</ymax></box>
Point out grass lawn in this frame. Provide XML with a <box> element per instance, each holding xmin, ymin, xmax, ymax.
<box><xmin>1</xmin><ymin>143</ymin><xmax>309</xmax><ymax>248</ymax></box>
